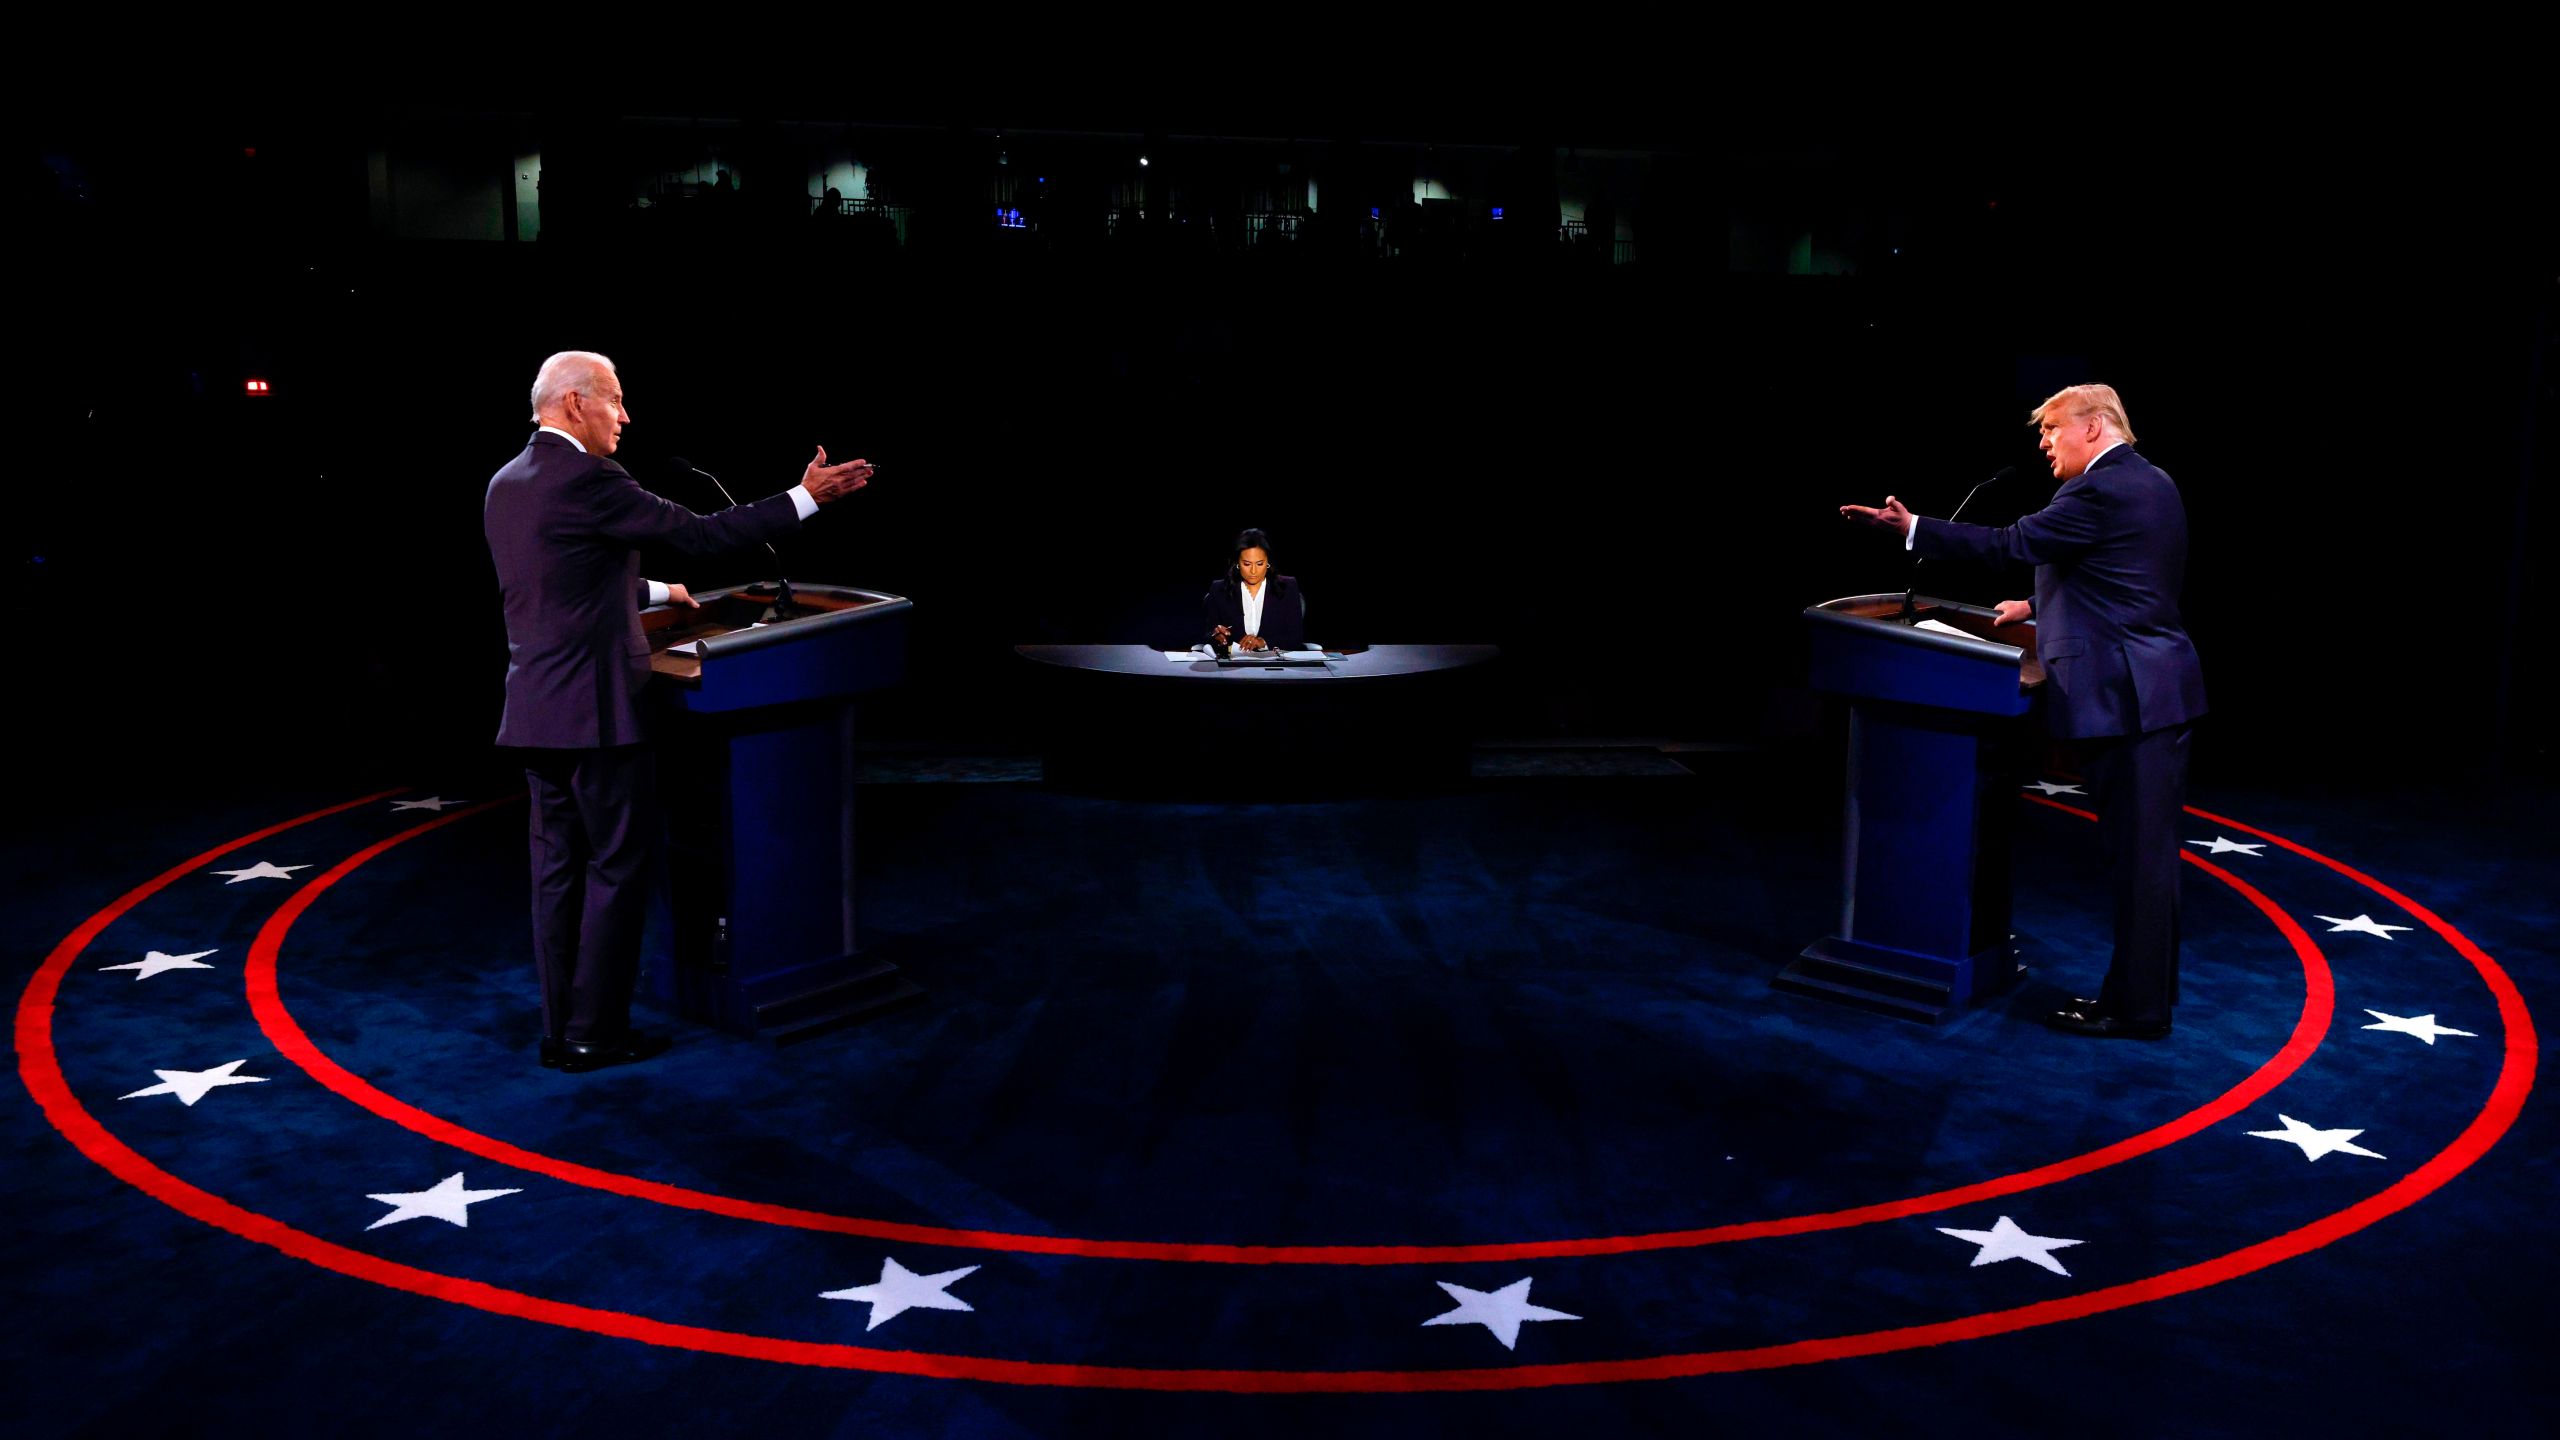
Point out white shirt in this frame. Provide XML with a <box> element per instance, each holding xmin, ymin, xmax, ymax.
<box><xmin>1241</xmin><ymin>580</ymin><xmax>1266</xmax><ymax>637</ymax></box>
<box><xmin>534</xmin><ymin>426</ymin><xmax>818</xmax><ymax>604</ymax></box>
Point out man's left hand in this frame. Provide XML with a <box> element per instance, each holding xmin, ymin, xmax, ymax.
<box><xmin>802</xmin><ymin>446</ymin><xmax>876</xmax><ymax>504</ymax></box>
<box><xmin>666</xmin><ymin>584</ymin><xmax>702</xmax><ymax>609</ymax></box>
<box><xmin>1839</xmin><ymin>495</ymin><xmax>1915</xmax><ymax>537</ymax></box>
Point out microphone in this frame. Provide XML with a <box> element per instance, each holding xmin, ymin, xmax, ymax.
<box><xmin>666</xmin><ymin>454</ymin><xmax>794</xmax><ymax>620</ymax></box>
<box><xmin>1905</xmin><ymin>466</ymin><xmax>2018</xmax><ymax>622</ymax></box>
<box><xmin>1948</xmin><ymin>465</ymin><xmax>2019</xmax><ymax>525</ymax></box>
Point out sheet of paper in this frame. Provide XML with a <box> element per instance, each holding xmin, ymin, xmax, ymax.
<box><xmin>1913</xmin><ymin>619</ymin><xmax>1977</xmax><ymax>640</ymax></box>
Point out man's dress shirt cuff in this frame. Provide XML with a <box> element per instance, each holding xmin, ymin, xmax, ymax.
<box><xmin>789</xmin><ymin>486</ymin><xmax>819</xmax><ymax>521</ymax></box>
<box><xmin>1904</xmin><ymin>516</ymin><xmax>1918</xmax><ymax>550</ymax></box>
<box><xmin>645</xmin><ymin>580</ymin><xmax>670</xmax><ymax>606</ymax></box>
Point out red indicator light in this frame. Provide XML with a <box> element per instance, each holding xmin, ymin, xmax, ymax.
<box><xmin>245</xmin><ymin>379</ymin><xmax>272</xmax><ymax>395</ymax></box>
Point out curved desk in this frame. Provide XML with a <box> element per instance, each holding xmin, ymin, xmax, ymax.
<box><xmin>1014</xmin><ymin>644</ymin><xmax>1499</xmax><ymax>795</ymax></box>
<box><xmin>1015</xmin><ymin>643</ymin><xmax>1497</xmax><ymax>681</ymax></box>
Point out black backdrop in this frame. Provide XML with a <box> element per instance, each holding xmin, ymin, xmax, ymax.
<box><xmin>22</xmin><ymin>93</ymin><xmax>2552</xmax><ymax>790</ymax></box>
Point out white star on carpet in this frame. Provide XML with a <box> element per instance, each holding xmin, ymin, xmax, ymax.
<box><xmin>118</xmin><ymin>1059</ymin><xmax>268</xmax><ymax>1106</ymax></box>
<box><xmin>100</xmin><ymin>948</ymin><xmax>218</xmax><ymax>981</ymax></box>
<box><xmin>2023</xmin><ymin>781</ymin><xmax>2086</xmax><ymax>796</ymax></box>
<box><xmin>1935</xmin><ymin>1215</ymin><xmax>2086</xmax><ymax>1277</ymax></box>
<box><xmin>211</xmin><ymin>861</ymin><xmax>310</xmax><ymax>884</ymax></box>
<box><xmin>2247</xmin><ymin>1113</ymin><xmax>2386</xmax><ymax>1162</ymax></box>
<box><xmin>2361</xmin><ymin>1010</ymin><xmax>2477</xmax><ymax>1046</ymax></box>
<box><xmin>1420</xmin><ymin>1277</ymin><xmax>1581</xmax><ymax>1350</ymax></box>
<box><xmin>365</xmin><ymin>1172</ymin><xmax>522</xmax><ymax>1230</ymax></box>
<box><xmin>2187</xmin><ymin>836</ymin><xmax>2268</xmax><ymax>856</ymax></box>
<box><xmin>2313</xmin><ymin>914</ymin><xmax>2414</xmax><ymax>940</ymax></box>
<box><xmin>391</xmin><ymin>796</ymin><xmax>461</xmax><ymax>812</ymax></box>
<box><xmin>819</xmin><ymin>1257</ymin><xmax>981</xmax><ymax>1330</ymax></box>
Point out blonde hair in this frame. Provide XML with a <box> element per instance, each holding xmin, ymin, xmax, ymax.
<box><xmin>529</xmin><ymin>351</ymin><xmax>617</xmax><ymax>421</ymax></box>
<box><xmin>2030</xmin><ymin>383</ymin><xmax>2136</xmax><ymax>444</ymax></box>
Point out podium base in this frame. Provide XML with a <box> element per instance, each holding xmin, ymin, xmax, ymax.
<box><xmin>749</xmin><ymin>956</ymin><xmax>925</xmax><ymax>1046</ymax></box>
<box><xmin>656</xmin><ymin>947</ymin><xmax>925</xmax><ymax>1045</ymax></box>
<box><xmin>1778</xmin><ymin>935</ymin><xmax>2024</xmax><ymax>1025</ymax></box>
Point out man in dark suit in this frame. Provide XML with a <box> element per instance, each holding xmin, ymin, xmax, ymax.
<box><xmin>1842</xmin><ymin>384</ymin><xmax>2205</xmax><ymax>1039</ymax></box>
<box><xmin>485</xmin><ymin>350</ymin><xmax>875</xmax><ymax>1072</ymax></box>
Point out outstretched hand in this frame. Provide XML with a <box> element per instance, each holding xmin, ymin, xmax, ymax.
<box><xmin>802</xmin><ymin>446</ymin><xmax>876</xmax><ymax>504</ymax></box>
<box><xmin>1838</xmin><ymin>495</ymin><xmax>1915</xmax><ymax>536</ymax></box>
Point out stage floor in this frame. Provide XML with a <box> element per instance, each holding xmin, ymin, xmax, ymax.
<box><xmin>8</xmin><ymin>746</ymin><xmax>2553</xmax><ymax>1436</ymax></box>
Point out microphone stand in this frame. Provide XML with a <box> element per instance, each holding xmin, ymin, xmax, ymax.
<box><xmin>673</xmin><ymin>457</ymin><xmax>796</xmax><ymax>621</ymax></box>
<box><xmin>1905</xmin><ymin>467</ymin><xmax>2013</xmax><ymax>624</ymax></box>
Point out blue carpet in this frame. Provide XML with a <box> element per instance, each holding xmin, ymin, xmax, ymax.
<box><xmin>6</xmin><ymin>754</ymin><xmax>2552</xmax><ymax>1436</ymax></box>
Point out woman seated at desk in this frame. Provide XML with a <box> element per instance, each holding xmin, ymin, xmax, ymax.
<box><xmin>1203</xmin><ymin>527</ymin><xmax>1305</xmax><ymax>654</ymax></box>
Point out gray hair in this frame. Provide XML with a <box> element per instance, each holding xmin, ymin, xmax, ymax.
<box><xmin>528</xmin><ymin>351</ymin><xmax>617</xmax><ymax>421</ymax></box>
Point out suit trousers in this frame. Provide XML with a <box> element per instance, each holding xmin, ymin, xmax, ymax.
<box><xmin>522</xmin><ymin>744</ymin><xmax>657</xmax><ymax>1044</ymax></box>
<box><xmin>2081</xmin><ymin>720</ymin><xmax>2193</xmax><ymax>1026</ymax></box>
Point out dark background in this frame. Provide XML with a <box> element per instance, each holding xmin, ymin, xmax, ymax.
<box><xmin>19</xmin><ymin>79</ymin><xmax>2552</xmax><ymax>791</ymax></box>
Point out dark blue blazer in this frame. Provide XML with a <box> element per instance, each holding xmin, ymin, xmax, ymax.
<box><xmin>1913</xmin><ymin>444</ymin><xmax>2207</xmax><ymax>739</ymax></box>
<box><xmin>1202</xmin><ymin>573</ymin><xmax>1306</xmax><ymax>650</ymax></box>
<box><xmin>484</xmin><ymin>432</ymin><xmax>803</xmax><ymax>748</ymax></box>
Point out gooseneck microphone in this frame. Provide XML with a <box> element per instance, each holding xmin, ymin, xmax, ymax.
<box><xmin>1948</xmin><ymin>465</ymin><xmax>2020</xmax><ymax>526</ymax></box>
<box><xmin>667</xmin><ymin>454</ymin><xmax>794</xmax><ymax>620</ymax></box>
<box><xmin>1905</xmin><ymin>465</ymin><xmax>2019</xmax><ymax>622</ymax></box>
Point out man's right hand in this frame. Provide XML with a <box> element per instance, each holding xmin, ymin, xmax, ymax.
<box><xmin>1991</xmin><ymin>599</ymin><xmax>2033</xmax><ymax>626</ymax></box>
<box><xmin>1838</xmin><ymin>495</ymin><xmax>1915</xmax><ymax>537</ymax></box>
<box><xmin>802</xmin><ymin>446</ymin><xmax>875</xmax><ymax>504</ymax></box>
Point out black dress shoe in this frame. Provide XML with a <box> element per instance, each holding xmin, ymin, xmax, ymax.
<box><xmin>2048</xmin><ymin>1008</ymin><xmax>2171</xmax><ymax>1039</ymax></box>
<box><xmin>540</xmin><ymin>1038</ymin><xmax>566</xmax><ymax>1070</ymax></box>
<box><xmin>559</xmin><ymin>1032</ymin><xmax>668</xmax><ymax>1074</ymax></box>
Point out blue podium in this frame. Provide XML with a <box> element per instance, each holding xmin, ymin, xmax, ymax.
<box><xmin>1788</xmin><ymin>594</ymin><xmax>2043</xmax><ymax>1022</ymax></box>
<box><xmin>639</xmin><ymin>581</ymin><xmax>918</xmax><ymax>1042</ymax></box>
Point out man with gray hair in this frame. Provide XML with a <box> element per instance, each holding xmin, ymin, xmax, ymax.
<box><xmin>485</xmin><ymin>350</ymin><xmax>877</xmax><ymax>1072</ymax></box>
<box><xmin>1840</xmin><ymin>384</ymin><xmax>2206</xmax><ymax>1039</ymax></box>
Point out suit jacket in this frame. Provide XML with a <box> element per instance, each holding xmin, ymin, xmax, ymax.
<box><xmin>485</xmin><ymin>433</ymin><xmax>803</xmax><ymax>748</ymax></box>
<box><xmin>1202</xmin><ymin>573</ymin><xmax>1306</xmax><ymax>650</ymax></box>
<box><xmin>1912</xmin><ymin>444</ymin><xmax>2206</xmax><ymax>740</ymax></box>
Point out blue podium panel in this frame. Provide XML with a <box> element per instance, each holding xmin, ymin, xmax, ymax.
<box><xmin>1846</xmin><ymin>709</ymin><xmax>1990</xmax><ymax>960</ymax></box>
<box><xmin>640</xmin><ymin>582</ymin><xmax>919</xmax><ymax>1041</ymax></box>
<box><xmin>1789</xmin><ymin>595</ymin><xmax>2040</xmax><ymax>1023</ymax></box>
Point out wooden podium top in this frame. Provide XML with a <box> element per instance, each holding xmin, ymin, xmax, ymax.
<box><xmin>644</xmin><ymin>582</ymin><xmax>908</xmax><ymax>682</ymax></box>
<box><xmin>1813</xmin><ymin>594</ymin><xmax>2045</xmax><ymax>688</ymax></box>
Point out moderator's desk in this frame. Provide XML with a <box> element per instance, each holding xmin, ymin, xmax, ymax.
<box><xmin>1014</xmin><ymin>644</ymin><xmax>1498</xmax><ymax>795</ymax></box>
